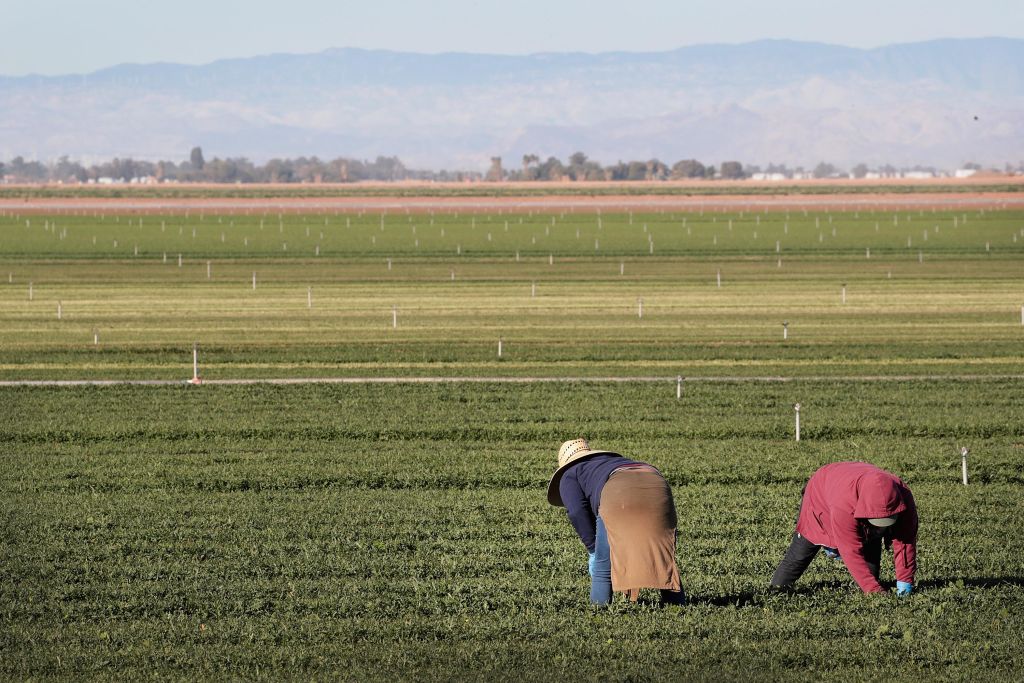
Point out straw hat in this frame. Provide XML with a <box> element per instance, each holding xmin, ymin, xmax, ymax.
<box><xmin>546</xmin><ymin>438</ymin><xmax>619</xmax><ymax>506</ymax></box>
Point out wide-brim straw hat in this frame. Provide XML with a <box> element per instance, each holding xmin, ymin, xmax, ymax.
<box><xmin>546</xmin><ymin>438</ymin><xmax>619</xmax><ymax>507</ymax></box>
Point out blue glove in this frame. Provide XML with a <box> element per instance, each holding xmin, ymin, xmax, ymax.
<box><xmin>588</xmin><ymin>552</ymin><xmax>596</xmax><ymax>577</ymax></box>
<box><xmin>822</xmin><ymin>547</ymin><xmax>841</xmax><ymax>560</ymax></box>
<box><xmin>896</xmin><ymin>581</ymin><xmax>913</xmax><ymax>596</ymax></box>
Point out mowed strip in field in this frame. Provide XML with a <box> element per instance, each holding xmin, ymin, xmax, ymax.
<box><xmin>0</xmin><ymin>207</ymin><xmax>1022</xmax><ymax>379</ymax></box>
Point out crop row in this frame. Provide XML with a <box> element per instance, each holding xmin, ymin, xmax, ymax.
<box><xmin>2</xmin><ymin>380</ymin><xmax>1022</xmax><ymax>679</ymax></box>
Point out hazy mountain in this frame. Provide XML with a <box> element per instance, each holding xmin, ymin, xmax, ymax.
<box><xmin>1</xmin><ymin>38</ymin><xmax>1021</xmax><ymax>170</ymax></box>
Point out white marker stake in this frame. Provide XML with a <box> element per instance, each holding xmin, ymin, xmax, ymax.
<box><xmin>392</xmin><ymin>306</ymin><xmax>398</xmax><ymax>329</ymax></box>
<box><xmin>716</xmin><ymin>269</ymin><xmax>721</xmax><ymax>288</ymax></box>
<box><xmin>549</xmin><ymin>254</ymin><xmax>553</xmax><ymax>266</ymax></box>
<box><xmin>961</xmin><ymin>447</ymin><xmax>969</xmax><ymax>485</ymax></box>
<box><xmin>28</xmin><ymin>282</ymin><xmax>33</xmax><ymax>300</ymax></box>
<box><xmin>189</xmin><ymin>343</ymin><xmax>202</xmax><ymax>385</ymax></box>
<box><xmin>794</xmin><ymin>403</ymin><xmax>802</xmax><ymax>442</ymax></box>
<box><xmin>450</xmin><ymin>270</ymin><xmax>455</xmax><ymax>281</ymax></box>
<box><xmin>676</xmin><ymin>375</ymin><xmax>683</xmax><ymax>400</ymax></box>
<box><xmin>620</xmin><ymin>262</ymin><xmax>624</xmax><ymax>276</ymax></box>
<box><xmin>498</xmin><ymin>339</ymin><xmax>503</xmax><ymax>358</ymax></box>
<box><xmin>1021</xmin><ymin>304</ymin><xmax>1023</xmax><ymax>326</ymax></box>
<box><xmin>307</xmin><ymin>287</ymin><xmax>312</xmax><ymax>309</ymax></box>
<box><xmin>207</xmin><ymin>261</ymin><xmax>211</xmax><ymax>279</ymax></box>
<box><xmin>638</xmin><ymin>298</ymin><xmax>643</xmax><ymax>319</ymax></box>
<box><xmin>178</xmin><ymin>254</ymin><xmax>182</xmax><ymax>268</ymax></box>
<box><xmin>93</xmin><ymin>330</ymin><xmax>99</xmax><ymax>345</ymax></box>
<box><xmin>57</xmin><ymin>301</ymin><xmax>62</xmax><ymax>320</ymax></box>
<box><xmin>866</xmin><ymin>247</ymin><xmax>870</xmax><ymax>259</ymax></box>
<box><xmin>783</xmin><ymin>322</ymin><xmax>788</xmax><ymax>340</ymax></box>
<box><xmin>531</xmin><ymin>282</ymin><xmax>536</xmax><ymax>298</ymax></box>
<box><xmin>841</xmin><ymin>284</ymin><xmax>847</xmax><ymax>304</ymax></box>
<box><xmin>252</xmin><ymin>272</ymin><xmax>257</xmax><ymax>290</ymax></box>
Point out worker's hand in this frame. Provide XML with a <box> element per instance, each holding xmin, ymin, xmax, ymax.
<box><xmin>822</xmin><ymin>547</ymin><xmax>841</xmax><ymax>560</ymax></box>
<box><xmin>588</xmin><ymin>552</ymin><xmax>596</xmax><ymax>577</ymax></box>
<box><xmin>896</xmin><ymin>581</ymin><xmax>913</xmax><ymax>596</ymax></box>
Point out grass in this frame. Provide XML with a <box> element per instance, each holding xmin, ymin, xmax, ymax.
<box><xmin>0</xmin><ymin>209</ymin><xmax>1022</xmax><ymax>379</ymax></box>
<box><xmin>2</xmin><ymin>381</ymin><xmax>1023</xmax><ymax>680</ymax></box>
<box><xmin>1</xmin><ymin>207</ymin><xmax>1023</xmax><ymax>680</ymax></box>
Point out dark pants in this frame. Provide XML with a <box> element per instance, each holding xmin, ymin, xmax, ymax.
<box><xmin>770</xmin><ymin>532</ymin><xmax>881</xmax><ymax>588</ymax></box>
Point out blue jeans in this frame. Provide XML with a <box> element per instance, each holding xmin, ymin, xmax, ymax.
<box><xmin>590</xmin><ymin>516</ymin><xmax>613</xmax><ymax>604</ymax></box>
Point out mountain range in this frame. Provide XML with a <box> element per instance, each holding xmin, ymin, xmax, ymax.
<box><xmin>1</xmin><ymin>38</ymin><xmax>1022</xmax><ymax>171</ymax></box>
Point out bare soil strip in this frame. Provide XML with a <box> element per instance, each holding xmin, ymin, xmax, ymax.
<box><xmin>3</xmin><ymin>191</ymin><xmax>1024</xmax><ymax>214</ymax></box>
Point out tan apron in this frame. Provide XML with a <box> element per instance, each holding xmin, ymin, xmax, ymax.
<box><xmin>600</xmin><ymin>466</ymin><xmax>682</xmax><ymax>598</ymax></box>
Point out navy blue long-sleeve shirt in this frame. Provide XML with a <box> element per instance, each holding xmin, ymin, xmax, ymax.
<box><xmin>558</xmin><ymin>453</ymin><xmax>641</xmax><ymax>552</ymax></box>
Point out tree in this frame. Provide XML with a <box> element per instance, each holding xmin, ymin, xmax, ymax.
<box><xmin>671</xmin><ymin>159</ymin><xmax>705</xmax><ymax>179</ymax></box>
<box><xmin>646</xmin><ymin>159</ymin><xmax>669</xmax><ymax>180</ymax></box>
<box><xmin>851</xmin><ymin>163</ymin><xmax>869</xmax><ymax>179</ymax></box>
<box><xmin>567</xmin><ymin>152</ymin><xmax>589</xmax><ymax>181</ymax></box>
<box><xmin>190</xmin><ymin>146</ymin><xmax>205</xmax><ymax>171</ymax></box>
<box><xmin>538</xmin><ymin>157</ymin><xmax>565</xmax><ymax>181</ymax></box>
<box><xmin>812</xmin><ymin>162</ymin><xmax>837</xmax><ymax>179</ymax></box>
<box><xmin>521</xmin><ymin>154</ymin><xmax>539</xmax><ymax>180</ymax></box>
<box><xmin>719</xmin><ymin>161</ymin><xmax>745</xmax><ymax>179</ymax></box>
<box><xmin>626</xmin><ymin>161</ymin><xmax>647</xmax><ymax>181</ymax></box>
<box><xmin>486</xmin><ymin>157</ymin><xmax>504</xmax><ymax>182</ymax></box>
<box><xmin>54</xmin><ymin>156</ymin><xmax>87</xmax><ymax>182</ymax></box>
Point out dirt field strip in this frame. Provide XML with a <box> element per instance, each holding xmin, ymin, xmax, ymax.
<box><xmin>2</xmin><ymin>374</ymin><xmax>1022</xmax><ymax>387</ymax></box>
<box><xmin>3</xmin><ymin>191</ymin><xmax>1024</xmax><ymax>214</ymax></box>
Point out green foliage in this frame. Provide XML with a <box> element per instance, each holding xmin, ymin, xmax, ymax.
<box><xmin>0</xmin><ymin>208</ymin><xmax>1022</xmax><ymax>380</ymax></box>
<box><xmin>0</xmin><ymin>207</ymin><xmax>1022</xmax><ymax>679</ymax></box>
<box><xmin>1</xmin><ymin>381</ymin><xmax>1022</xmax><ymax>680</ymax></box>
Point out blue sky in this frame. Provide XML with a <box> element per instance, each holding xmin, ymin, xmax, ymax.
<box><xmin>2</xmin><ymin>0</ymin><xmax>1019</xmax><ymax>76</ymax></box>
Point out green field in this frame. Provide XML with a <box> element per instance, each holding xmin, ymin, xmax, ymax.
<box><xmin>1</xmin><ymin>207</ymin><xmax>1023</xmax><ymax>680</ymax></box>
<box><xmin>1</xmin><ymin>208</ymin><xmax>1022</xmax><ymax>379</ymax></box>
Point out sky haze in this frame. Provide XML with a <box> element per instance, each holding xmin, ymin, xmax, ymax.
<box><xmin>1</xmin><ymin>0</ymin><xmax>1019</xmax><ymax>76</ymax></box>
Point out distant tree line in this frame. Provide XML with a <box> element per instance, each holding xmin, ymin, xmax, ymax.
<box><xmin>0</xmin><ymin>147</ymin><xmax>1014</xmax><ymax>184</ymax></box>
<box><xmin>0</xmin><ymin>148</ymin><xmax>433</xmax><ymax>184</ymax></box>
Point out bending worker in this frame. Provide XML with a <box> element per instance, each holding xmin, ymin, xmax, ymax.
<box><xmin>770</xmin><ymin>461</ymin><xmax>918</xmax><ymax>595</ymax></box>
<box><xmin>547</xmin><ymin>438</ymin><xmax>685</xmax><ymax>605</ymax></box>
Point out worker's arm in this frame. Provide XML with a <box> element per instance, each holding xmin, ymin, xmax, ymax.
<box><xmin>892</xmin><ymin>492</ymin><xmax>919</xmax><ymax>587</ymax></box>
<box><xmin>560</xmin><ymin>475</ymin><xmax>597</xmax><ymax>552</ymax></box>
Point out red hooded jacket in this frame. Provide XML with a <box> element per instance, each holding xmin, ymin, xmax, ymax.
<box><xmin>795</xmin><ymin>461</ymin><xmax>918</xmax><ymax>593</ymax></box>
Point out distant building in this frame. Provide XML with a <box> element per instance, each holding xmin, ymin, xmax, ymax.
<box><xmin>954</xmin><ymin>168</ymin><xmax>978</xmax><ymax>178</ymax></box>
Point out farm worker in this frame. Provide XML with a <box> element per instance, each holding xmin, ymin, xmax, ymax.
<box><xmin>547</xmin><ymin>438</ymin><xmax>685</xmax><ymax>605</ymax></box>
<box><xmin>770</xmin><ymin>461</ymin><xmax>918</xmax><ymax>595</ymax></box>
